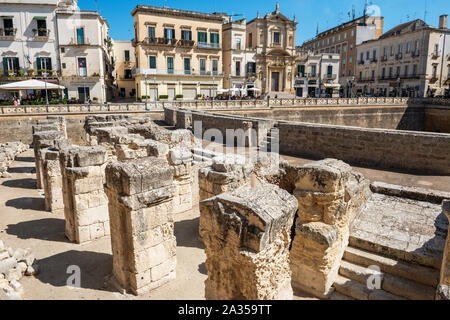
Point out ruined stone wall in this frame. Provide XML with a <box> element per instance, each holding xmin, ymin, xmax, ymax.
<box><xmin>60</xmin><ymin>146</ymin><xmax>109</xmax><ymax>244</ymax></box>
<box><xmin>200</xmin><ymin>184</ymin><xmax>298</xmax><ymax>300</ymax></box>
<box><xmin>105</xmin><ymin>158</ymin><xmax>177</xmax><ymax>295</ymax></box>
<box><xmin>278</xmin><ymin>121</ymin><xmax>450</xmax><ymax>175</ymax></box>
<box><xmin>425</xmin><ymin>106</ymin><xmax>450</xmax><ymax>133</ymax></box>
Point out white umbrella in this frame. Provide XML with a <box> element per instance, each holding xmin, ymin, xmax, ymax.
<box><xmin>0</xmin><ymin>79</ymin><xmax>65</xmax><ymax>91</ymax></box>
<box><xmin>217</xmin><ymin>88</ymin><xmax>230</xmax><ymax>93</ymax></box>
<box><xmin>247</xmin><ymin>87</ymin><xmax>261</xmax><ymax>92</ymax></box>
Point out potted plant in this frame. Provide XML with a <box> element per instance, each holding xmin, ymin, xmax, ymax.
<box><xmin>93</xmin><ymin>97</ymin><xmax>98</xmax><ymax>103</ymax></box>
<box><xmin>197</xmin><ymin>94</ymin><xmax>202</xmax><ymax>99</ymax></box>
<box><xmin>17</xmin><ymin>70</ymin><xmax>24</xmax><ymax>77</ymax></box>
<box><xmin>159</xmin><ymin>94</ymin><xmax>169</xmax><ymax>100</ymax></box>
<box><xmin>175</xmin><ymin>94</ymin><xmax>184</xmax><ymax>100</ymax></box>
<box><xmin>28</xmin><ymin>68</ymin><xmax>35</xmax><ymax>76</ymax></box>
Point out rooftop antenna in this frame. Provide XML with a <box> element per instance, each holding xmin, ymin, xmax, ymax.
<box><xmin>363</xmin><ymin>0</ymin><xmax>368</xmax><ymax>24</ymax></box>
<box><xmin>316</xmin><ymin>23</ymin><xmax>319</xmax><ymax>35</ymax></box>
<box><xmin>424</xmin><ymin>0</ymin><xmax>428</xmax><ymax>23</ymax></box>
<box><xmin>352</xmin><ymin>5</ymin><xmax>355</xmax><ymax>20</ymax></box>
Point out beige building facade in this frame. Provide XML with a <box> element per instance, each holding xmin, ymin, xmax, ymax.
<box><xmin>132</xmin><ymin>5</ymin><xmax>225</xmax><ymax>101</ymax></box>
<box><xmin>300</xmin><ymin>15</ymin><xmax>384</xmax><ymax>96</ymax></box>
<box><xmin>246</xmin><ymin>3</ymin><xmax>297</xmax><ymax>97</ymax></box>
<box><xmin>356</xmin><ymin>16</ymin><xmax>450</xmax><ymax>97</ymax></box>
<box><xmin>222</xmin><ymin>18</ymin><xmax>257</xmax><ymax>93</ymax></box>
<box><xmin>112</xmin><ymin>40</ymin><xmax>136</xmax><ymax>99</ymax></box>
<box><xmin>56</xmin><ymin>0</ymin><xmax>114</xmax><ymax>103</ymax></box>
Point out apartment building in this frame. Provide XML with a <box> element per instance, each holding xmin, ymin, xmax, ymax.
<box><xmin>0</xmin><ymin>0</ymin><xmax>60</xmax><ymax>84</ymax></box>
<box><xmin>112</xmin><ymin>40</ymin><xmax>136</xmax><ymax>100</ymax></box>
<box><xmin>356</xmin><ymin>15</ymin><xmax>450</xmax><ymax>97</ymax></box>
<box><xmin>300</xmin><ymin>15</ymin><xmax>384</xmax><ymax>95</ymax></box>
<box><xmin>294</xmin><ymin>52</ymin><xmax>341</xmax><ymax>98</ymax></box>
<box><xmin>56</xmin><ymin>0</ymin><xmax>114</xmax><ymax>103</ymax></box>
<box><xmin>222</xmin><ymin>18</ymin><xmax>257</xmax><ymax>93</ymax></box>
<box><xmin>246</xmin><ymin>3</ymin><xmax>297</xmax><ymax>96</ymax></box>
<box><xmin>132</xmin><ymin>5</ymin><xmax>225</xmax><ymax>101</ymax></box>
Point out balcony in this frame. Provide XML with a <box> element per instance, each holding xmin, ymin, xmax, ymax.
<box><xmin>358</xmin><ymin>60</ymin><xmax>365</xmax><ymax>65</ymax></box>
<box><xmin>0</xmin><ymin>28</ymin><xmax>17</xmax><ymax>40</ymax></box>
<box><xmin>133</xmin><ymin>68</ymin><xmax>224</xmax><ymax>77</ymax></box>
<box><xmin>246</xmin><ymin>72</ymin><xmax>257</xmax><ymax>79</ymax></box>
<box><xmin>179</xmin><ymin>39</ymin><xmax>195</xmax><ymax>47</ymax></box>
<box><xmin>431</xmin><ymin>52</ymin><xmax>440</xmax><ymax>59</ymax></box>
<box><xmin>67</xmin><ymin>37</ymin><xmax>92</xmax><ymax>47</ymax></box>
<box><xmin>145</xmin><ymin>37</ymin><xmax>177</xmax><ymax>46</ymax></box>
<box><xmin>324</xmin><ymin>74</ymin><xmax>337</xmax><ymax>80</ymax></box>
<box><xmin>32</xmin><ymin>28</ymin><xmax>50</xmax><ymax>41</ymax></box>
<box><xmin>120</xmin><ymin>75</ymin><xmax>134</xmax><ymax>80</ymax></box>
<box><xmin>411</xmin><ymin>51</ymin><xmax>420</xmax><ymax>57</ymax></box>
<box><xmin>370</xmin><ymin>58</ymin><xmax>378</xmax><ymax>63</ymax></box>
<box><xmin>395</xmin><ymin>53</ymin><xmax>403</xmax><ymax>60</ymax></box>
<box><xmin>381</xmin><ymin>55</ymin><xmax>388</xmax><ymax>61</ymax></box>
<box><xmin>198</xmin><ymin>42</ymin><xmax>221</xmax><ymax>49</ymax></box>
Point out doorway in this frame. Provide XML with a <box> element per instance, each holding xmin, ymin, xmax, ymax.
<box><xmin>271</xmin><ymin>72</ymin><xmax>280</xmax><ymax>92</ymax></box>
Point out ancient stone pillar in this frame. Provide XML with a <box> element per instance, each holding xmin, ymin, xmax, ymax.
<box><xmin>290</xmin><ymin>159</ymin><xmax>371</xmax><ymax>298</ymax></box>
<box><xmin>437</xmin><ymin>200</ymin><xmax>450</xmax><ymax>300</ymax></box>
<box><xmin>42</xmin><ymin>139</ymin><xmax>71</xmax><ymax>214</ymax></box>
<box><xmin>105</xmin><ymin>157</ymin><xmax>177</xmax><ymax>296</ymax></box>
<box><xmin>200</xmin><ymin>184</ymin><xmax>298</xmax><ymax>300</ymax></box>
<box><xmin>32</xmin><ymin>130</ymin><xmax>63</xmax><ymax>189</ymax></box>
<box><xmin>198</xmin><ymin>154</ymin><xmax>254</xmax><ymax>202</ymax></box>
<box><xmin>46</xmin><ymin>116</ymin><xmax>67</xmax><ymax>138</ymax></box>
<box><xmin>168</xmin><ymin>148</ymin><xmax>194</xmax><ymax>214</ymax></box>
<box><xmin>60</xmin><ymin>146</ymin><xmax>109</xmax><ymax>243</ymax></box>
<box><xmin>175</xmin><ymin>110</ymin><xmax>192</xmax><ymax>129</ymax></box>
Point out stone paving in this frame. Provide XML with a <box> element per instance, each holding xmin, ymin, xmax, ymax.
<box><xmin>350</xmin><ymin>193</ymin><xmax>448</xmax><ymax>269</ymax></box>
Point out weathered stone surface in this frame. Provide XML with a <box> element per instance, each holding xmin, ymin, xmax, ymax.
<box><xmin>437</xmin><ymin>201</ymin><xmax>450</xmax><ymax>300</ymax></box>
<box><xmin>290</xmin><ymin>159</ymin><xmax>371</xmax><ymax>298</ymax></box>
<box><xmin>105</xmin><ymin>157</ymin><xmax>177</xmax><ymax>296</ymax></box>
<box><xmin>201</xmin><ymin>184</ymin><xmax>298</xmax><ymax>300</ymax></box>
<box><xmin>60</xmin><ymin>145</ymin><xmax>109</xmax><ymax>243</ymax></box>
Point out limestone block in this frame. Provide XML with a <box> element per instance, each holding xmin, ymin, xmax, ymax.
<box><xmin>60</xmin><ymin>145</ymin><xmax>109</xmax><ymax>244</ymax></box>
<box><xmin>105</xmin><ymin>157</ymin><xmax>177</xmax><ymax>296</ymax></box>
<box><xmin>437</xmin><ymin>201</ymin><xmax>450</xmax><ymax>300</ymax></box>
<box><xmin>290</xmin><ymin>159</ymin><xmax>371</xmax><ymax>298</ymax></box>
<box><xmin>201</xmin><ymin>184</ymin><xmax>298</xmax><ymax>300</ymax></box>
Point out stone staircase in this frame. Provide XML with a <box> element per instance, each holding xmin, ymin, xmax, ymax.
<box><xmin>331</xmin><ymin>245</ymin><xmax>439</xmax><ymax>300</ymax></box>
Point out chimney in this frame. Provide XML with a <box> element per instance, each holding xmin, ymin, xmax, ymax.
<box><xmin>439</xmin><ymin>14</ymin><xmax>448</xmax><ymax>29</ymax></box>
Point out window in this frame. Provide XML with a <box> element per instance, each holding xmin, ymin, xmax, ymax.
<box><xmin>212</xmin><ymin>59</ymin><xmax>218</xmax><ymax>75</ymax></box>
<box><xmin>273</xmin><ymin>32</ymin><xmax>280</xmax><ymax>44</ymax></box>
<box><xmin>200</xmin><ymin>58</ymin><xmax>206</xmax><ymax>75</ymax></box>
<box><xmin>344</xmin><ymin>32</ymin><xmax>347</xmax><ymax>39</ymax></box>
<box><xmin>327</xmin><ymin>65</ymin><xmax>333</xmax><ymax>76</ymax></box>
<box><xmin>2</xmin><ymin>57</ymin><xmax>19</xmax><ymax>75</ymax></box>
<box><xmin>37</xmin><ymin>57</ymin><xmax>52</xmax><ymax>75</ymax></box>
<box><xmin>372</xmin><ymin>50</ymin><xmax>377</xmax><ymax>59</ymax></box>
<box><xmin>198</xmin><ymin>31</ymin><xmax>207</xmax><ymax>44</ymax></box>
<box><xmin>414</xmin><ymin>40</ymin><xmax>419</xmax><ymax>52</ymax></box>
<box><xmin>406</xmin><ymin>42</ymin><xmax>411</xmax><ymax>53</ymax></box>
<box><xmin>235</xmin><ymin>61</ymin><xmax>241</xmax><ymax>76</ymax></box>
<box><xmin>404</xmin><ymin>65</ymin><xmax>409</xmax><ymax>76</ymax></box>
<box><xmin>247</xmin><ymin>62</ymin><xmax>256</xmax><ymax>75</ymax></box>
<box><xmin>371</xmin><ymin>70</ymin><xmax>375</xmax><ymax>79</ymax></box>
<box><xmin>413</xmin><ymin>64</ymin><xmax>417</xmax><ymax>76</ymax></box>
<box><xmin>332</xmin><ymin>36</ymin><xmax>335</xmax><ymax>43</ymax></box>
<box><xmin>184</xmin><ymin>58</ymin><xmax>190</xmax><ymax>75</ymax></box>
<box><xmin>349</xmin><ymin>56</ymin><xmax>352</xmax><ymax>63</ymax></box>
<box><xmin>383</xmin><ymin>47</ymin><xmax>387</xmax><ymax>57</ymax></box>
<box><xmin>78</xmin><ymin>87</ymin><xmax>90</xmax><ymax>102</ymax></box>
<box><xmin>148</xmin><ymin>26</ymin><xmax>155</xmax><ymax>41</ymax></box>
<box><xmin>164</xmin><ymin>28</ymin><xmax>175</xmax><ymax>39</ymax></box>
<box><xmin>62</xmin><ymin>63</ymin><xmax>66</xmax><ymax>69</ymax></box>
<box><xmin>124</xmin><ymin>50</ymin><xmax>130</xmax><ymax>62</ymax></box>
<box><xmin>311</xmin><ymin>65</ymin><xmax>316</xmax><ymax>77</ymax></box>
<box><xmin>432</xmin><ymin>65</ymin><xmax>437</xmax><ymax>77</ymax></box>
<box><xmin>396</xmin><ymin>66</ymin><xmax>401</xmax><ymax>76</ymax></box>
<box><xmin>348</xmin><ymin>70</ymin><xmax>351</xmax><ymax>76</ymax></box>
<box><xmin>124</xmin><ymin>69</ymin><xmax>132</xmax><ymax>79</ymax></box>
<box><xmin>210</xmin><ymin>33</ymin><xmax>220</xmax><ymax>48</ymax></box>
<box><xmin>37</xmin><ymin>19</ymin><xmax>47</xmax><ymax>36</ymax></box>
<box><xmin>434</xmin><ymin>44</ymin><xmax>439</xmax><ymax>55</ymax></box>
<box><xmin>167</xmin><ymin>57</ymin><xmax>174</xmax><ymax>74</ymax></box>
<box><xmin>338</xmin><ymin>35</ymin><xmax>341</xmax><ymax>41</ymax></box>
<box><xmin>366</xmin><ymin>51</ymin><xmax>370</xmax><ymax>60</ymax></box>
<box><xmin>327</xmin><ymin>38</ymin><xmax>330</xmax><ymax>45</ymax></box>
<box><xmin>350</xmin><ymin>44</ymin><xmax>353</xmax><ymax>51</ymax></box>
<box><xmin>343</xmin><ymin>58</ymin><xmax>346</xmax><ymax>64</ymax></box>
<box><xmin>61</xmin><ymin>47</ymin><xmax>65</xmax><ymax>53</ymax></box>
<box><xmin>236</xmin><ymin>38</ymin><xmax>241</xmax><ymax>50</ymax></box>
<box><xmin>389</xmin><ymin>67</ymin><xmax>393</xmax><ymax>77</ymax></box>
<box><xmin>248</xmin><ymin>33</ymin><xmax>253</xmax><ymax>48</ymax></box>
<box><xmin>149</xmin><ymin>56</ymin><xmax>156</xmax><ymax>69</ymax></box>
<box><xmin>382</xmin><ymin>68</ymin><xmax>386</xmax><ymax>78</ymax></box>
<box><xmin>3</xmin><ymin>18</ymin><xmax>14</xmax><ymax>36</ymax></box>
<box><xmin>181</xmin><ymin>30</ymin><xmax>192</xmax><ymax>41</ymax></box>
<box><xmin>76</xmin><ymin>28</ymin><xmax>84</xmax><ymax>45</ymax></box>
<box><xmin>351</xmin><ymin>30</ymin><xmax>354</xmax><ymax>37</ymax></box>
<box><xmin>398</xmin><ymin>44</ymin><xmax>403</xmax><ymax>53</ymax></box>
<box><xmin>390</xmin><ymin>46</ymin><xmax>394</xmax><ymax>56</ymax></box>
<box><xmin>77</xmin><ymin>57</ymin><xmax>87</xmax><ymax>77</ymax></box>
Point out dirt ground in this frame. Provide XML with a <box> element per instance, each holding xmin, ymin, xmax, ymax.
<box><xmin>1</xmin><ymin>148</ymin><xmax>448</xmax><ymax>300</ymax></box>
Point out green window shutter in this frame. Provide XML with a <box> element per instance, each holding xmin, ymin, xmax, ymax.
<box><xmin>149</xmin><ymin>56</ymin><xmax>156</xmax><ymax>69</ymax></box>
<box><xmin>198</xmin><ymin>31</ymin><xmax>200</xmax><ymax>43</ymax></box>
<box><xmin>47</xmin><ymin>58</ymin><xmax>52</xmax><ymax>70</ymax></box>
<box><xmin>37</xmin><ymin>58</ymin><xmax>42</xmax><ymax>70</ymax></box>
<box><xmin>2</xmin><ymin>58</ymin><xmax>8</xmax><ymax>76</ymax></box>
<box><xmin>13</xmin><ymin>58</ymin><xmax>19</xmax><ymax>72</ymax></box>
<box><xmin>216</xmin><ymin>33</ymin><xmax>219</xmax><ymax>44</ymax></box>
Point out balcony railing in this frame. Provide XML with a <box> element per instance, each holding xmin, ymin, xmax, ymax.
<box><xmin>33</xmin><ymin>28</ymin><xmax>50</xmax><ymax>40</ymax></box>
<box><xmin>324</xmin><ymin>74</ymin><xmax>337</xmax><ymax>79</ymax></box>
<box><xmin>411</xmin><ymin>51</ymin><xmax>420</xmax><ymax>57</ymax></box>
<box><xmin>358</xmin><ymin>60</ymin><xmax>365</xmax><ymax>65</ymax></box>
<box><xmin>198</xmin><ymin>42</ymin><xmax>221</xmax><ymax>49</ymax></box>
<box><xmin>381</xmin><ymin>55</ymin><xmax>388</xmax><ymax>61</ymax></box>
<box><xmin>0</xmin><ymin>28</ymin><xmax>17</xmax><ymax>39</ymax></box>
<box><xmin>179</xmin><ymin>39</ymin><xmax>195</xmax><ymax>47</ymax></box>
<box><xmin>396</xmin><ymin>53</ymin><xmax>403</xmax><ymax>60</ymax></box>
<box><xmin>370</xmin><ymin>58</ymin><xmax>378</xmax><ymax>63</ymax></box>
<box><xmin>133</xmin><ymin>68</ymin><xmax>224</xmax><ymax>77</ymax></box>
<box><xmin>431</xmin><ymin>53</ymin><xmax>440</xmax><ymax>59</ymax></box>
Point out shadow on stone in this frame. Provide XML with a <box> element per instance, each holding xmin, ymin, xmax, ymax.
<box><xmin>35</xmin><ymin>250</ymin><xmax>114</xmax><ymax>292</ymax></box>
<box><xmin>5</xmin><ymin>197</ymin><xmax>45</xmax><ymax>211</ymax></box>
<box><xmin>198</xmin><ymin>262</ymin><xmax>207</xmax><ymax>275</ymax></box>
<box><xmin>15</xmin><ymin>156</ymin><xmax>34</xmax><ymax>163</ymax></box>
<box><xmin>7</xmin><ymin>166</ymin><xmax>35</xmax><ymax>174</ymax></box>
<box><xmin>2</xmin><ymin>178</ymin><xmax>37</xmax><ymax>189</ymax></box>
<box><xmin>6</xmin><ymin>218</ymin><xmax>68</xmax><ymax>243</ymax></box>
<box><xmin>174</xmin><ymin>217</ymin><xmax>204</xmax><ymax>249</ymax></box>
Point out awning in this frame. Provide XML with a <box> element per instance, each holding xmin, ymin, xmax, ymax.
<box><xmin>0</xmin><ymin>79</ymin><xmax>65</xmax><ymax>91</ymax></box>
<box><xmin>1</xmin><ymin>16</ymin><xmax>14</xmax><ymax>18</ymax></box>
<box><xmin>33</xmin><ymin>16</ymin><xmax>46</xmax><ymax>20</ymax></box>
<box><xmin>323</xmin><ymin>83</ymin><xmax>341</xmax><ymax>88</ymax></box>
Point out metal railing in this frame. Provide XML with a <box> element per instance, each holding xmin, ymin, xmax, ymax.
<box><xmin>133</xmin><ymin>68</ymin><xmax>224</xmax><ymax>76</ymax></box>
<box><xmin>198</xmin><ymin>42</ymin><xmax>221</xmax><ymax>49</ymax></box>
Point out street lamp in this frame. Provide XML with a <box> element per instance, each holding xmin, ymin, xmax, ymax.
<box><xmin>43</xmin><ymin>59</ymin><xmax>49</xmax><ymax>105</ymax></box>
<box><xmin>397</xmin><ymin>77</ymin><xmax>401</xmax><ymax>97</ymax></box>
<box><xmin>145</xmin><ymin>74</ymin><xmax>149</xmax><ymax>110</ymax></box>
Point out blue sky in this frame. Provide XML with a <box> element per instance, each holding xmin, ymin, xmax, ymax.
<box><xmin>78</xmin><ymin>0</ymin><xmax>449</xmax><ymax>44</ymax></box>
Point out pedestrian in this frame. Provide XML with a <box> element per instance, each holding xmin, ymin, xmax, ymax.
<box><xmin>13</xmin><ymin>98</ymin><xmax>18</xmax><ymax>107</ymax></box>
